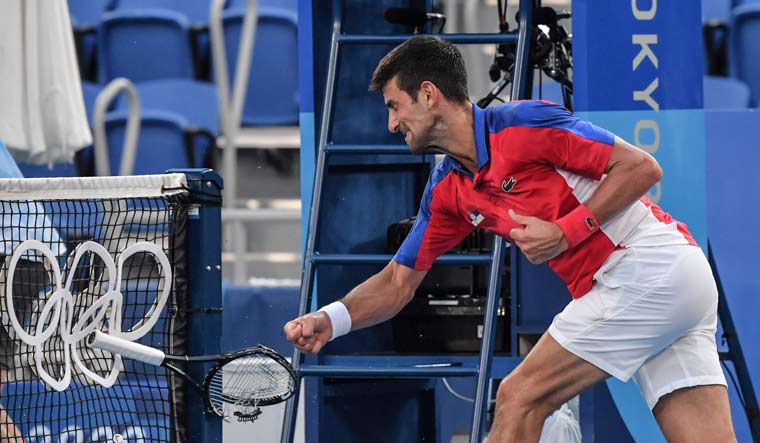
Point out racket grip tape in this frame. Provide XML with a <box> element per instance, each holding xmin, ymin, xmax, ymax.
<box><xmin>88</xmin><ymin>330</ymin><xmax>167</xmax><ymax>366</ymax></box>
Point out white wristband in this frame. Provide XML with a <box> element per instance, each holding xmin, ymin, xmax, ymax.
<box><xmin>318</xmin><ymin>301</ymin><xmax>352</xmax><ymax>341</ymax></box>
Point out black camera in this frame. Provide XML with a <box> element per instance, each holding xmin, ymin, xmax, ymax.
<box><xmin>479</xmin><ymin>4</ymin><xmax>573</xmax><ymax>110</ymax></box>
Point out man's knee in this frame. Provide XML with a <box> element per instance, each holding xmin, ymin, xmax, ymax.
<box><xmin>496</xmin><ymin>372</ymin><xmax>555</xmax><ymax>418</ymax></box>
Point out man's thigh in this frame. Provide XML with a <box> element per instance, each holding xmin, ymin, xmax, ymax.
<box><xmin>653</xmin><ymin>384</ymin><xmax>735</xmax><ymax>443</ymax></box>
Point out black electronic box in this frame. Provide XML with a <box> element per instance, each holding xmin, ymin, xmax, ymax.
<box><xmin>387</xmin><ymin>217</ymin><xmax>510</xmax><ymax>353</ymax></box>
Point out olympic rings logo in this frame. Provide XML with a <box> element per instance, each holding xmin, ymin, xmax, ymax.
<box><xmin>5</xmin><ymin>240</ymin><xmax>172</xmax><ymax>391</ymax></box>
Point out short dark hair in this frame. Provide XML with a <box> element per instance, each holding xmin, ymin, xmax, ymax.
<box><xmin>369</xmin><ymin>36</ymin><xmax>469</xmax><ymax>103</ymax></box>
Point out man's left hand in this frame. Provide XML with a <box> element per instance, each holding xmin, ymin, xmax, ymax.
<box><xmin>508</xmin><ymin>209</ymin><xmax>569</xmax><ymax>264</ymax></box>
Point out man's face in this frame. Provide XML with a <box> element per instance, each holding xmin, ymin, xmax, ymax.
<box><xmin>382</xmin><ymin>77</ymin><xmax>436</xmax><ymax>154</ymax></box>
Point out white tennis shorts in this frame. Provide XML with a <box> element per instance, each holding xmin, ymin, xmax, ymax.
<box><xmin>548</xmin><ymin>245</ymin><xmax>727</xmax><ymax>409</ymax></box>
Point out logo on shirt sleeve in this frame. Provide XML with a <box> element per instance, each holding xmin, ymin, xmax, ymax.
<box><xmin>502</xmin><ymin>177</ymin><xmax>517</xmax><ymax>193</ymax></box>
<box><xmin>468</xmin><ymin>210</ymin><xmax>485</xmax><ymax>226</ymax></box>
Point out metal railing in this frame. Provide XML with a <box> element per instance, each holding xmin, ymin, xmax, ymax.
<box><xmin>92</xmin><ymin>78</ymin><xmax>141</xmax><ymax>176</ymax></box>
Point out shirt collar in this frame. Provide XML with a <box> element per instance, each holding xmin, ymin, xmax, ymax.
<box><xmin>472</xmin><ymin>103</ymin><xmax>490</xmax><ymax>171</ymax></box>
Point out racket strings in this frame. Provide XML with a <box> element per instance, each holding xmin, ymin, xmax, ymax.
<box><xmin>206</xmin><ymin>354</ymin><xmax>295</xmax><ymax>418</ymax></box>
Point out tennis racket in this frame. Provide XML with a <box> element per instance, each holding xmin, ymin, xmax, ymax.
<box><xmin>87</xmin><ymin>330</ymin><xmax>299</xmax><ymax>422</ymax></box>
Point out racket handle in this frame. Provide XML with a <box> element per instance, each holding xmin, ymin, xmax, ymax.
<box><xmin>88</xmin><ymin>330</ymin><xmax>167</xmax><ymax>366</ymax></box>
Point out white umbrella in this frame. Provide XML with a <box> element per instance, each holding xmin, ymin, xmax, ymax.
<box><xmin>0</xmin><ymin>0</ymin><xmax>91</xmax><ymax>165</ymax></box>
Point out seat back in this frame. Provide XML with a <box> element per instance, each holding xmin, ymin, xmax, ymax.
<box><xmin>703</xmin><ymin>75</ymin><xmax>751</xmax><ymax>109</ymax></box>
<box><xmin>703</xmin><ymin>0</ymin><xmax>732</xmax><ymax>23</ymax></box>
<box><xmin>105</xmin><ymin>110</ymin><xmax>192</xmax><ymax>175</ymax></box>
<box><xmin>117</xmin><ymin>79</ymin><xmax>219</xmax><ymax>134</ymax></box>
<box><xmin>731</xmin><ymin>4</ymin><xmax>760</xmax><ymax>105</ymax></box>
<box><xmin>68</xmin><ymin>0</ymin><xmax>116</xmax><ymax>26</ymax></box>
<box><xmin>114</xmin><ymin>0</ymin><xmax>210</xmax><ymax>24</ymax></box>
<box><xmin>223</xmin><ymin>7</ymin><xmax>299</xmax><ymax>126</ymax></box>
<box><xmin>226</xmin><ymin>0</ymin><xmax>297</xmax><ymax>12</ymax></box>
<box><xmin>98</xmin><ymin>9</ymin><xmax>194</xmax><ymax>82</ymax></box>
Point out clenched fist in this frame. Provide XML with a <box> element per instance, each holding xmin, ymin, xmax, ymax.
<box><xmin>508</xmin><ymin>209</ymin><xmax>569</xmax><ymax>264</ymax></box>
<box><xmin>283</xmin><ymin>311</ymin><xmax>333</xmax><ymax>354</ymax></box>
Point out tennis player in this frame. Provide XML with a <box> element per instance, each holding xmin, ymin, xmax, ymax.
<box><xmin>284</xmin><ymin>36</ymin><xmax>735</xmax><ymax>442</ymax></box>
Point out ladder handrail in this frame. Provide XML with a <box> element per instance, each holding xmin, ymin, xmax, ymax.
<box><xmin>470</xmin><ymin>2</ymin><xmax>533</xmax><ymax>439</ymax></box>
<box><xmin>280</xmin><ymin>2</ymin><xmax>342</xmax><ymax>441</ymax></box>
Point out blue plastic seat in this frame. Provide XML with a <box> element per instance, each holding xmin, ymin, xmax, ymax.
<box><xmin>703</xmin><ymin>0</ymin><xmax>732</xmax><ymax>23</ymax></box>
<box><xmin>703</xmin><ymin>76</ymin><xmax>751</xmax><ymax>109</ymax></box>
<box><xmin>116</xmin><ymin>79</ymin><xmax>219</xmax><ymax>134</ymax></box>
<box><xmin>113</xmin><ymin>0</ymin><xmax>214</xmax><ymax>78</ymax></box>
<box><xmin>225</xmin><ymin>0</ymin><xmax>297</xmax><ymax>12</ymax></box>
<box><xmin>81</xmin><ymin>81</ymin><xmax>103</xmax><ymax>122</ymax></box>
<box><xmin>731</xmin><ymin>3</ymin><xmax>760</xmax><ymax>105</ymax></box>
<box><xmin>69</xmin><ymin>0</ymin><xmax>116</xmax><ymax>81</ymax></box>
<box><xmin>113</xmin><ymin>79</ymin><xmax>219</xmax><ymax>169</ymax></box>
<box><xmin>98</xmin><ymin>9</ymin><xmax>194</xmax><ymax>82</ymax></box>
<box><xmin>114</xmin><ymin>0</ymin><xmax>210</xmax><ymax>25</ymax></box>
<box><xmin>105</xmin><ymin>110</ymin><xmax>213</xmax><ymax>175</ymax></box>
<box><xmin>222</xmin><ymin>6</ymin><xmax>299</xmax><ymax>126</ymax></box>
<box><xmin>64</xmin><ymin>82</ymin><xmax>106</xmax><ymax>176</ymax></box>
<box><xmin>16</xmin><ymin>163</ymin><xmax>79</xmax><ymax>178</ymax></box>
<box><xmin>68</xmin><ymin>0</ymin><xmax>116</xmax><ymax>25</ymax></box>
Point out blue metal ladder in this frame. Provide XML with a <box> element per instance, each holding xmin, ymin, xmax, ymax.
<box><xmin>281</xmin><ymin>1</ymin><xmax>534</xmax><ymax>441</ymax></box>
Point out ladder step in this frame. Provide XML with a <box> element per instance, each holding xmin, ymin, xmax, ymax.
<box><xmin>338</xmin><ymin>33</ymin><xmax>518</xmax><ymax>45</ymax></box>
<box><xmin>310</xmin><ymin>253</ymin><xmax>494</xmax><ymax>265</ymax></box>
<box><xmin>325</xmin><ymin>144</ymin><xmax>411</xmax><ymax>155</ymax></box>
<box><xmin>298</xmin><ymin>364</ymin><xmax>478</xmax><ymax>378</ymax></box>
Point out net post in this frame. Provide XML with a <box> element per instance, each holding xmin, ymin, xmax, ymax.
<box><xmin>169</xmin><ymin>168</ymin><xmax>224</xmax><ymax>442</ymax></box>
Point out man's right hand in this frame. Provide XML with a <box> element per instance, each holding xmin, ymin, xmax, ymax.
<box><xmin>283</xmin><ymin>311</ymin><xmax>333</xmax><ymax>354</ymax></box>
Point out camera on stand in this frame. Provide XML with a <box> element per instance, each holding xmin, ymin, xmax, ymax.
<box><xmin>478</xmin><ymin>1</ymin><xmax>573</xmax><ymax>110</ymax></box>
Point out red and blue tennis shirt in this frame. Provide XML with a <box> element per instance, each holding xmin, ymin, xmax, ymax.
<box><xmin>393</xmin><ymin>100</ymin><xmax>696</xmax><ymax>298</ymax></box>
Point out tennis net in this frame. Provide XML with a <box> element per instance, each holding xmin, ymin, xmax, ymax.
<box><xmin>0</xmin><ymin>173</ymin><xmax>194</xmax><ymax>443</ymax></box>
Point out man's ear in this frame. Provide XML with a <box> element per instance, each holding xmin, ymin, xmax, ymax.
<box><xmin>419</xmin><ymin>80</ymin><xmax>438</xmax><ymax>106</ymax></box>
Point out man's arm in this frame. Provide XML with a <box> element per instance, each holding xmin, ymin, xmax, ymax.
<box><xmin>583</xmin><ymin>136</ymin><xmax>662</xmax><ymax>224</ymax></box>
<box><xmin>283</xmin><ymin>260</ymin><xmax>427</xmax><ymax>354</ymax></box>
<box><xmin>509</xmin><ymin>136</ymin><xmax>662</xmax><ymax>264</ymax></box>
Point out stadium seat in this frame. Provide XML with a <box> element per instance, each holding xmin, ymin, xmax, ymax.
<box><xmin>113</xmin><ymin>0</ymin><xmax>214</xmax><ymax>78</ymax></box>
<box><xmin>731</xmin><ymin>3</ymin><xmax>760</xmax><ymax>105</ymax></box>
<box><xmin>81</xmin><ymin>81</ymin><xmax>104</xmax><ymax>122</ymax></box>
<box><xmin>113</xmin><ymin>79</ymin><xmax>219</xmax><ymax>170</ymax></box>
<box><xmin>703</xmin><ymin>0</ymin><xmax>731</xmax><ymax>75</ymax></box>
<box><xmin>114</xmin><ymin>0</ymin><xmax>210</xmax><ymax>24</ymax></box>
<box><xmin>115</xmin><ymin>79</ymin><xmax>219</xmax><ymax>134</ymax></box>
<box><xmin>16</xmin><ymin>162</ymin><xmax>79</xmax><ymax>179</ymax></box>
<box><xmin>68</xmin><ymin>0</ymin><xmax>116</xmax><ymax>25</ymax></box>
<box><xmin>222</xmin><ymin>6</ymin><xmax>299</xmax><ymax>126</ymax></box>
<box><xmin>104</xmin><ymin>110</ymin><xmax>212</xmax><ymax>175</ymax></box>
<box><xmin>69</xmin><ymin>0</ymin><xmax>117</xmax><ymax>81</ymax></box>
<box><xmin>703</xmin><ymin>76</ymin><xmax>751</xmax><ymax>109</ymax></box>
<box><xmin>225</xmin><ymin>0</ymin><xmax>297</xmax><ymax>12</ymax></box>
<box><xmin>98</xmin><ymin>9</ymin><xmax>195</xmax><ymax>82</ymax></box>
<box><xmin>703</xmin><ymin>0</ymin><xmax>732</xmax><ymax>23</ymax></box>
